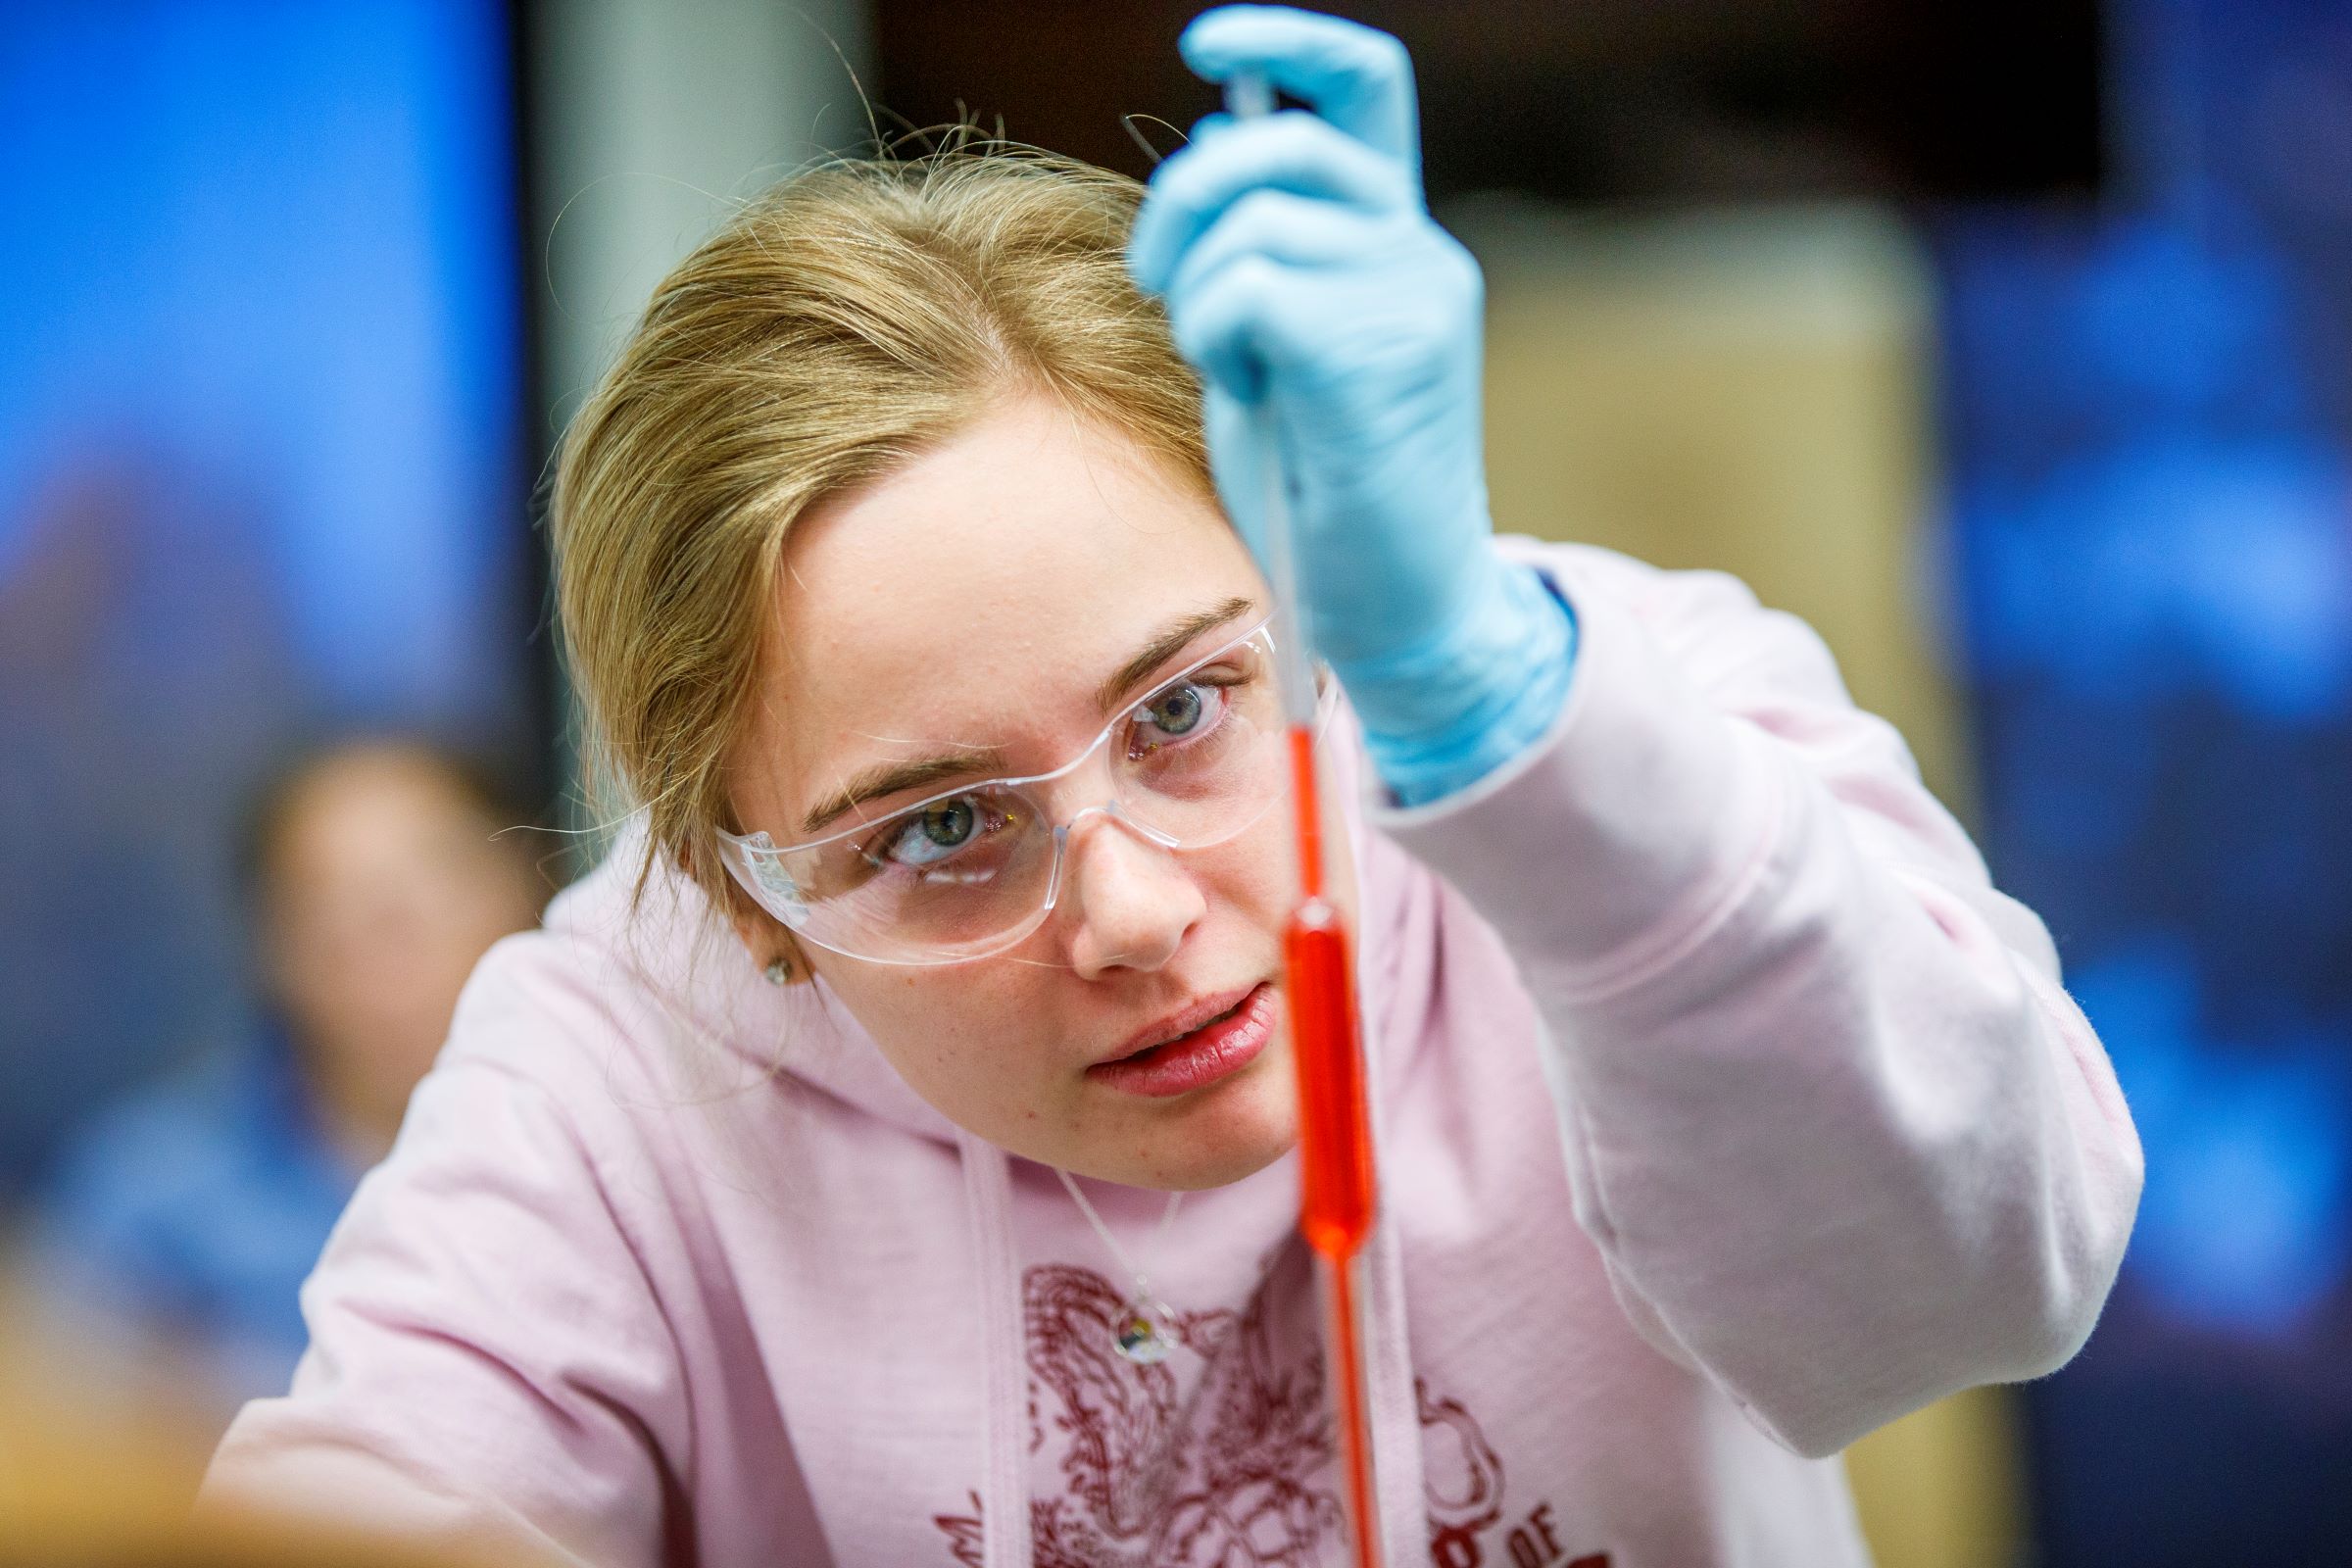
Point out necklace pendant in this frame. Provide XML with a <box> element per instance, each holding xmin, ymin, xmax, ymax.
<box><xmin>1113</xmin><ymin>1299</ymin><xmax>1176</xmax><ymax>1365</ymax></box>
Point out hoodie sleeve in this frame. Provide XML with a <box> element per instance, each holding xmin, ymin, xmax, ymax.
<box><xmin>201</xmin><ymin>1041</ymin><xmax>684</xmax><ymax>1567</ymax></box>
<box><xmin>1369</xmin><ymin>540</ymin><xmax>2143</xmax><ymax>1460</ymax></box>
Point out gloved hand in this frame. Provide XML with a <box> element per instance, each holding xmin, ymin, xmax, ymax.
<box><xmin>1127</xmin><ymin>3</ymin><xmax>1576</xmax><ymax>805</ymax></box>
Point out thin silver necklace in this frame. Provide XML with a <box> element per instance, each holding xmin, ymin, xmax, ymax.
<box><xmin>1055</xmin><ymin>1168</ymin><xmax>1186</xmax><ymax>1365</ymax></box>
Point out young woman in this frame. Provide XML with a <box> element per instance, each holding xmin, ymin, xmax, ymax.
<box><xmin>207</xmin><ymin>9</ymin><xmax>2141</xmax><ymax>1565</ymax></box>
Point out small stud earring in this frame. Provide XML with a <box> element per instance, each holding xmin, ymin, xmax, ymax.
<box><xmin>763</xmin><ymin>957</ymin><xmax>792</xmax><ymax>986</ymax></box>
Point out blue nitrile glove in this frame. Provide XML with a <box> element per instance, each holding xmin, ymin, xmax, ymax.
<box><xmin>1127</xmin><ymin>4</ymin><xmax>1576</xmax><ymax>806</ymax></box>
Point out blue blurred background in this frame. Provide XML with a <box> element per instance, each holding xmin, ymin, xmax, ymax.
<box><xmin>2</xmin><ymin>0</ymin><xmax>2347</xmax><ymax>1561</ymax></box>
<box><xmin>1944</xmin><ymin>1</ymin><xmax>2352</xmax><ymax>1557</ymax></box>
<box><xmin>0</xmin><ymin>0</ymin><xmax>533</xmax><ymax>1200</ymax></box>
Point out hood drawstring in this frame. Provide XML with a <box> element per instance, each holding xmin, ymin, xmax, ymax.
<box><xmin>1353</xmin><ymin>800</ymin><xmax>1431</xmax><ymax>1563</ymax></box>
<box><xmin>956</xmin><ymin>1129</ymin><xmax>1032</xmax><ymax>1568</ymax></box>
<box><xmin>1364</xmin><ymin>1208</ymin><xmax>1428</xmax><ymax>1561</ymax></box>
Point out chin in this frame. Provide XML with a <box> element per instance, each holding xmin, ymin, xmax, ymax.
<box><xmin>1136</xmin><ymin>1050</ymin><xmax>1300</xmax><ymax>1192</ymax></box>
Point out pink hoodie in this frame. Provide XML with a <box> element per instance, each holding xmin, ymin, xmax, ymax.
<box><xmin>207</xmin><ymin>541</ymin><xmax>2142</xmax><ymax>1568</ymax></box>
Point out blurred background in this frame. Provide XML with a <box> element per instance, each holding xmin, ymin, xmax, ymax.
<box><xmin>2</xmin><ymin>1</ymin><xmax>2348</xmax><ymax>1563</ymax></box>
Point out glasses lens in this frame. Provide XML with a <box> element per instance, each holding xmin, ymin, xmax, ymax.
<box><xmin>742</xmin><ymin>625</ymin><xmax>1291</xmax><ymax>963</ymax></box>
<box><xmin>1113</xmin><ymin>630</ymin><xmax>1286</xmax><ymax>844</ymax></box>
<box><xmin>770</xmin><ymin>783</ymin><xmax>1056</xmax><ymax>961</ymax></box>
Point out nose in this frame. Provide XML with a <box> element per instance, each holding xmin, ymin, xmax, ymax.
<box><xmin>1056</xmin><ymin>811</ymin><xmax>1206</xmax><ymax>979</ymax></box>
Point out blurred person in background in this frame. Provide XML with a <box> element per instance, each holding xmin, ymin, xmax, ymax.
<box><xmin>17</xmin><ymin>740</ymin><xmax>550</xmax><ymax>1424</ymax></box>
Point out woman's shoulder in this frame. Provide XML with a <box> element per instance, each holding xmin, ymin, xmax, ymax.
<box><xmin>1494</xmin><ymin>535</ymin><xmax>1854</xmax><ymax>697</ymax></box>
<box><xmin>1496</xmin><ymin>535</ymin><xmax>1793</xmax><ymax>630</ymax></box>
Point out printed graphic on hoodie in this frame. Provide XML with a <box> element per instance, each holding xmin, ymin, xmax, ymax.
<box><xmin>935</xmin><ymin>1259</ymin><xmax>1605</xmax><ymax>1567</ymax></box>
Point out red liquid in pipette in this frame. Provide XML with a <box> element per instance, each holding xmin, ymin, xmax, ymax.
<box><xmin>1285</xmin><ymin>732</ymin><xmax>1372</xmax><ymax>1245</ymax></box>
<box><xmin>1283</xmin><ymin>725</ymin><xmax>1382</xmax><ymax>1565</ymax></box>
<box><xmin>1288</xmin><ymin>902</ymin><xmax>1373</xmax><ymax>1256</ymax></box>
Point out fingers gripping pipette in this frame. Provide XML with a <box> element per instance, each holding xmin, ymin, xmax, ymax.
<box><xmin>1224</xmin><ymin>69</ymin><xmax>1388</xmax><ymax>1568</ymax></box>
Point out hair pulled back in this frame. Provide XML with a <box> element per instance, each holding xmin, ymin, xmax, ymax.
<box><xmin>552</xmin><ymin>150</ymin><xmax>1210</xmax><ymax>920</ymax></box>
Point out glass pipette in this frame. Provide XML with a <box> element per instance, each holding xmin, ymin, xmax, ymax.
<box><xmin>1225</xmin><ymin>68</ymin><xmax>1387</xmax><ymax>1568</ymax></box>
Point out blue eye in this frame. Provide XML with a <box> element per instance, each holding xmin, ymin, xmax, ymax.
<box><xmin>1146</xmin><ymin>683</ymin><xmax>1204</xmax><ymax>735</ymax></box>
<box><xmin>1133</xmin><ymin>679</ymin><xmax>1227</xmax><ymax>753</ymax></box>
<box><xmin>882</xmin><ymin>797</ymin><xmax>981</xmax><ymax>867</ymax></box>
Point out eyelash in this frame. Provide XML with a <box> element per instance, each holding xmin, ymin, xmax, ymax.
<box><xmin>1127</xmin><ymin>670</ymin><xmax>1242</xmax><ymax>755</ymax></box>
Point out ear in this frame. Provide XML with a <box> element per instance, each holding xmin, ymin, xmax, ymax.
<box><xmin>728</xmin><ymin>902</ymin><xmax>813</xmax><ymax>986</ymax></box>
<box><xmin>680</xmin><ymin>838</ymin><xmax>814</xmax><ymax>985</ymax></box>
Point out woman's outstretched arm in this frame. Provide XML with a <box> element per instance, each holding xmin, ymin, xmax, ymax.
<box><xmin>1376</xmin><ymin>539</ymin><xmax>2144</xmax><ymax>1458</ymax></box>
<box><xmin>1137</xmin><ymin>9</ymin><xmax>2140</xmax><ymax>1456</ymax></box>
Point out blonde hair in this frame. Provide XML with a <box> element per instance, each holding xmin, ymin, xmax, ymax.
<box><xmin>552</xmin><ymin>150</ymin><xmax>1211</xmax><ymax>920</ymax></box>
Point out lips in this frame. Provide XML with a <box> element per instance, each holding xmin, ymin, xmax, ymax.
<box><xmin>1088</xmin><ymin>982</ymin><xmax>1278</xmax><ymax>1099</ymax></box>
<box><xmin>1102</xmin><ymin>985</ymin><xmax>1260</xmax><ymax>1064</ymax></box>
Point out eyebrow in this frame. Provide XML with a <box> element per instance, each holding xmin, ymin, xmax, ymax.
<box><xmin>798</xmin><ymin>596</ymin><xmax>1259</xmax><ymax>837</ymax></box>
<box><xmin>1091</xmin><ymin>595</ymin><xmax>1257</xmax><ymax>717</ymax></box>
<box><xmin>801</xmin><ymin>748</ymin><xmax>1004</xmax><ymax>836</ymax></box>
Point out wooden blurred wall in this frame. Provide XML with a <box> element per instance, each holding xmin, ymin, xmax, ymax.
<box><xmin>1472</xmin><ymin>198</ymin><xmax>2017</xmax><ymax>1568</ymax></box>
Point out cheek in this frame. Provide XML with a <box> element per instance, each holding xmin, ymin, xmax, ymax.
<box><xmin>828</xmin><ymin>967</ymin><xmax>1055</xmax><ymax>1111</ymax></box>
<box><xmin>1196</xmin><ymin>813</ymin><xmax>1307</xmax><ymax>932</ymax></box>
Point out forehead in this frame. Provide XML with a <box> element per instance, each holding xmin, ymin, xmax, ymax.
<box><xmin>753</xmin><ymin>398</ymin><xmax>1258</xmax><ymax>776</ymax></box>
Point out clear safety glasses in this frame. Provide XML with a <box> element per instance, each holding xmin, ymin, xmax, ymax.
<box><xmin>717</xmin><ymin>619</ymin><xmax>1304</xmax><ymax>966</ymax></box>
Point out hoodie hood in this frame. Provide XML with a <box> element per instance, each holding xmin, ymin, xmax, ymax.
<box><xmin>539</xmin><ymin>820</ymin><xmax>965</xmax><ymax>1146</ymax></box>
